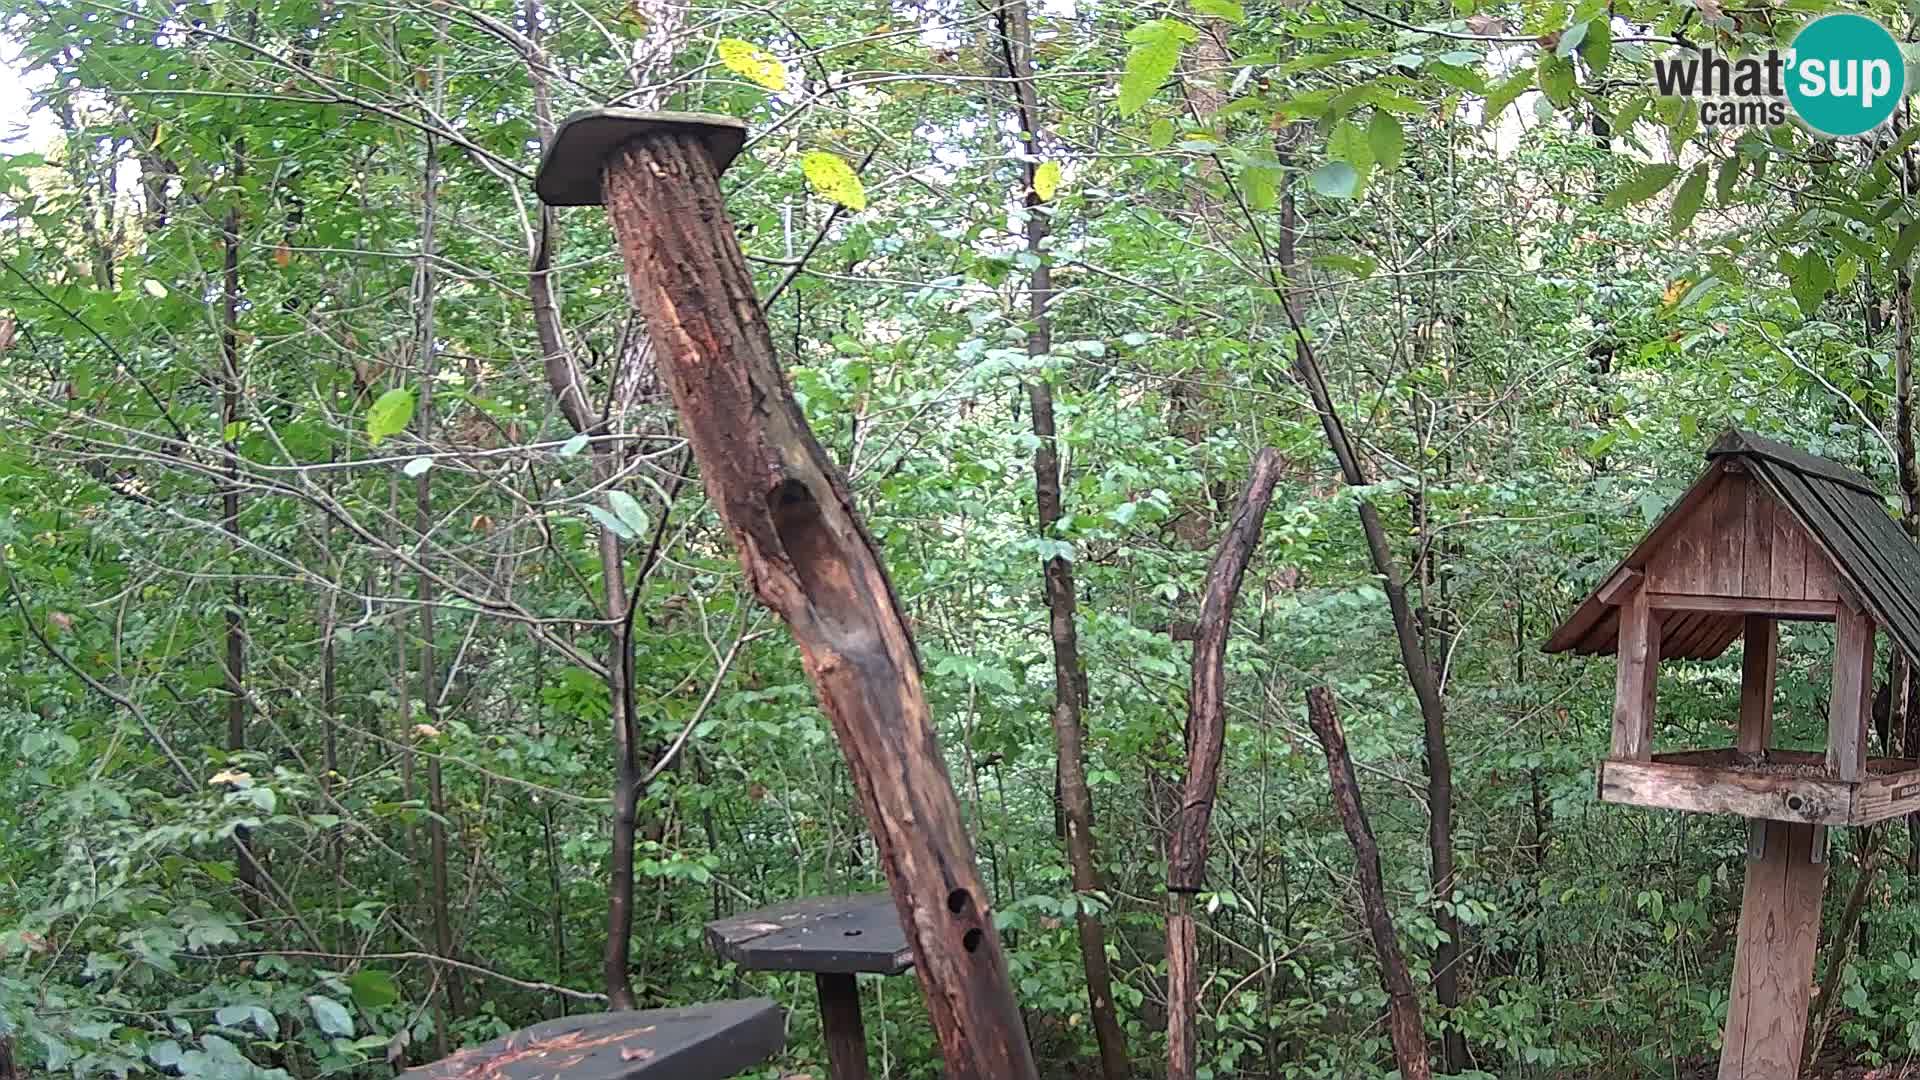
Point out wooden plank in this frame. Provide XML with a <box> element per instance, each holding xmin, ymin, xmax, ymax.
<box><xmin>402</xmin><ymin>1001</ymin><xmax>785</xmax><ymax>1080</ymax></box>
<box><xmin>1847</xmin><ymin>765</ymin><xmax>1920</xmax><ymax>824</ymax></box>
<box><xmin>1599</xmin><ymin>759</ymin><xmax>1851</xmax><ymax>824</ymax></box>
<box><xmin>1710</xmin><ymin>468</ymin><xmax>1749</xmax><ymax>595</ymax></box>
<box><xmin>1829</xmin><ymin>605</ymin><xmax>1875</xmax><ymax>782</ymax></box>
<box><xmin>1718</xmin><ymin>820</ymin><xmax>1826</xmax><ymax>1079</ymax></box>
<box><xmin>1658</xmin><ymin>611</ymin><xmax>1702</xmax><ymax>661</ymax></box>
<box><xmin>1771</xmin><ymin>501</ymin><xmax>1808</xmax><ymax>600</ymax></box>
<box><xmin>1646</xmin><ymin>593</ymin><xmax>1838</xmax><ymax>620</ymax></box>
<box><xmin>1611</xmin><ymin>588</ymin><xmax>1660</xmax><ymax>760</ymax></box>
<box><xmin>707</xmin><ymin>894</ymin><xmax>913</xmax><ymax>976</ymax></box>
<box><xmin>1743</xmin><ymin>478</ymin><xmax>1776</xmax><ymax>596</ymax></box>
<box><xmin>1597</xmin><ymin>568</ymin><xmax>1644</xmax><ymax>606</ymax></box>
<box><xmin>1739</xmin><ymin>616</ymin><xmax>1777</xmax><ymax>755</ymax></box>
<box><xmin>1648</xmin><ymin>478</ymin><xmax>1722</xmax><ymax>596</ymax></box>
<box><xmin>1801</xmin><ymin>539</ymin><xmax>1844</xmax><ymax>603</ymax></box>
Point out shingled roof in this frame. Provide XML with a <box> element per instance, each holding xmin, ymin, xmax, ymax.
<box><xmin>1543</xmin><ymin>430</ymin><xmax>1920</xmax><ymax>665</ymax></box>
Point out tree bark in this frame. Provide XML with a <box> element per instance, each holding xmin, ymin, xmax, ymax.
<box><xmin>991</xmin><ymin>4</ymin><xmax>1129</xmax><ymax>1075</ymax></box>
<box><xmin>1277</xmin><ymin>150</ymin><xmax>1464</xmax><ymax>1073</ymax></box>
<box><xmin>597</xmin><ymin>130</ymin><xmax>1036</xmax><ymax>1080</ymax></box>
<box><xmin>1166</xmin><ymin>447</ymin><xmax>1283</xmax><ymax>1080</ymax></box>
<box><xmin>1306</xmin><ymin>686</ymin><xmax>1432</xmax><ymax>1080</ymax></box>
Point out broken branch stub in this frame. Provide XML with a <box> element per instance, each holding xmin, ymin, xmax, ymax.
<box><xmin>579</xmin><ymin>122</ymin><xmax>1036</xmax><ymax>1080</ymax></box>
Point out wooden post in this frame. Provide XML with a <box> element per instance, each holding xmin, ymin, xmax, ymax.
<box><xmin>535</xmin><ymin>111</ymin><xmax>1037</xmax><ymax>1080</ymax></box>
<box><xmin>814</xmin><ymin>974</ymin><xmax>871</xmax><ymax>1080</ymax></box>
<box><xmin>1738</xmin><ymin>615</ymin><xmax>1777</xmax><ymax>755</ymax></box>
<box><xmin>1611</xmin><ymin>586</ymin><xmax>1661</xmax><ymax>760</ymax></box>
<box><xmin>1719</xmin><ymin>819</ymin><xmax>1827</xmax><ymax>1079</ymax></box>
<box><xmin>1830</xmin><ymin>604</ymin><xmax>1876</xmax><ymax>781</ymax></box>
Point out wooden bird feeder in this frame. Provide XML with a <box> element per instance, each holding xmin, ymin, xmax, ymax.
<box><xmin>1545</xmin><ymin>429</ymin><xmax>1920</xmax><ymax>1077</ymax></box>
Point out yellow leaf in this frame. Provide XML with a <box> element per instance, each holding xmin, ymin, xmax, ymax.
<box><xmin>718</xmin><ymin>38</ymin><xmax>787</xmax><ymax>92</ymax></box>
<box><xmin>1662</xmin><ymin>278</ymin><xmax>1689</xmax><ymax>306</ymax></box>
<box><xmin>801</xmin><ymin>151</ymin><xmax>867</xmax><ymax>212</ymax></box>
<box><xmin>1033</xmin><ymin>160</ymin><xmax>1061</xmax><ymax>202</ymax></box>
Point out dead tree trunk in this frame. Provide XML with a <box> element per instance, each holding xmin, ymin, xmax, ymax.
<box><xmin>1166</xmin><ymin>448</ymin><xmax>1283</xmax><ymax>1080</ymax></box>
<box><xmin>1306</xmin><ymin>686</ymin><xmax>1431</xmax><ymax>1080</ymax></box>
<box><xmin>591</xmin><ymin>127</ymin><xmax>1037</xmax><ymax>1080</ymax></box>
<box><xmin>992</xmin><ymin>0</ymin><xmax>1128</xmax><ymax>1072</ymax></box>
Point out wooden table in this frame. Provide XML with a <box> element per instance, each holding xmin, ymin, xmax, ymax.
<box><xmin>706</xmin><ymin>894</ymin><xmax>912</xmax><ymax>1080</ymax></box>
<box><xmin>399</xmin><ymin>999</ymin><xmax>783</xmax><ymax>1080</ymax></box>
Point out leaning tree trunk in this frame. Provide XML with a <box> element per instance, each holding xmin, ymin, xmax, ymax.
<box><xmin>596</xmin><ymin>130</ymin><xmax>1037</xmax><ymax>1080</ymax></box>
<box><xmin>991</xmin><ymin>2</ymin><xmax>1129</xmax><ymax>1074</ymax></box>
<box><xmin>1167</xmin><ymin>448</ymin><xmax>1283</xmax><ymax>1080</ymax></box>
<box><xmin>1306</xmin><ymin>686</ymin><xmax>1432</xmax><ymax>1080</ymax></box>
<box><xmin>1276</xmin><ymin>154</ymin><xmax>1464</xmax><ymax>1072</ymax></box>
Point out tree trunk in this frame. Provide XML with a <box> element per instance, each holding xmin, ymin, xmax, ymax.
<box><xmin>597</xmin><ymin>130</ymin><xmax>1036</xmax><ymax>1080</ymax></box>
<box><xmin>1167</xmin><ymin>448</ymin><xmax>1283</xmax><ymax>1080</ymax></box>
<box><xmin>411</xmin><ymin>114</ymin><xmax>466</xmax><ymax>1033</ymax></box>
<box><xmin>1277</xmin><ymin>149</ymin><xmax>1464</xmax><ymax>1073</ymax></box>
<box><xmin>219</xmin><ymin>142</ymin><xmax>263</xmax><ymax>916</ymax></box>
<box><xmin>1306</xmin><ymin>686</ymin><xmax>1432</xmax><ymax>1080</ymax></box>
<box><xmin>991</xmin><ymin>4</ymin><xmax>1129</xmax><ymax>1075</ymax></box>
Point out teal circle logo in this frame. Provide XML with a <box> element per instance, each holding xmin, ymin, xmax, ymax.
<box><xmin>1786</xmin><ymin>13</ymin><xmax>1905</xmax><ymax>137</ymax></box>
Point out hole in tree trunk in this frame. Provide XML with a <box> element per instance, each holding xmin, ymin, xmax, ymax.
<box><xmin>947</xmin><ymin>888</ymin><xmax>971</xmax><ymax>915</ymax></box>
<box><xmin>962</xmin><ymin>928</ymin><xmax>983</xmax><ymax>953</ymax></box>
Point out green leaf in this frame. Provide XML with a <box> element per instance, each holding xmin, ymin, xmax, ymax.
<box><xmin>1580</xmin><ymin>17</ymin><xmax>1611</xmax><ymax>75</ymax></box>
<box><xmin>1537</xmin><ymin>54</ymin><xmax>1575</xmax><ymax>108</ymax></box>
<box><xmin>1242</xmin><ymin>164</ymin><xmax>1278</xmax><ymax>209</ymax></box>
<box><xmin>1148</xmin><ymin>118</ymin><xmax>1175</xmax><ymax>148</ymax></box>
<box><xmin>1603</xmin><ymin>163</ymin><xmax>1680</xmax><ymax>210</ymax></box>
<box><xmin>1119</xmin><ymin>20</ymin><xmax>1196</xmax><ymax>115</ymax></box>
<box><xmin>1714</xmin><ymin>155</ymin><xmax>1743</xmax><ymax>205</ymax></box>
<box><xmin>607</xmin><ymin>491</ymin><xmax>651</xmax><ymax>540</ymax></box>
<box><xmin>1428</xmin><ymin>62</ymin><xmax>1486</xmax><ymax>94</ymax></box>
<box><xmin>1329</xmin><ymin>120</ymin><xmax>1372</xmax><ymax>170</ymax></box>
<box><xmin>1190</xmin><ymin>0</ymin><xmax>1244</xmax><ymax>22</ymax></box>
<box><xmin>1308</xmin><ymin>162</ymin><xmax>1360</xmax><ymax>198</ymax></box>
<box><xmin>345</xmin><ymin>969</ymin><xmax>400</xmax><ymax>1009</ymax></box>
<box><xmin>1368</xmin><ymin>110</ymin><xmax>1405</xmax><ymax>171</ymax></box>
<box><xmin>1555</xmin><ymin>20</ymin><xmax>1588</xmax><ymax>57</ymax></box>
<box><xmin>1789</xmin><ymin>252</ymin><xmax>1833</xmax><ymax>316</ymax></box>
<box><xmin>801</xmin><ymin>151</ymin><xmax>867</xmax><ymax>212</ymax></box>
<box><xmin>1482</xmin><ymin>67</ymin><xmax>1534</xmax><ymax>125</ymax></box>
<box><xmin>306</xmin><ymin>995</ymin><xmax>355</xmax><ymax>1038</ymax></box>
<box><xmin>366</xmin><ymin>388</ymin><xmax>415</xmax><ymax>446</ymax></box>
<box><xmin>559</xmin><ymin>432</ymin><xmax>590</xmax><ymax>456</ymax></box>
<box><xmin>1670</xmin><ymin>164</ymin><xmax>1708</xmax><ymax>234</ymax></box>
<box><xmin>585</xmin><ymin>505</ymin><xmax>636</xmax><ymax>541</ymax></box>
<box><xmin>1890</xmin><ymin>222</ymin><xmax>1920</xmax><ymax>273</ymax></box>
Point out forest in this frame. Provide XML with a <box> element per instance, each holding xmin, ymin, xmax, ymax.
<box><xmin>7</xmin><ymin>0</ymin><xmax>1920</xmax><ymax>1075</ymax></box>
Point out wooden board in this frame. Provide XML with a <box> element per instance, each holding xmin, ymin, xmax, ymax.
<box><xmin>1598</xmin><ymin>748</ymin><xmax>1920</xmax><ymax>825</ymax></box>
<box><xmin>400</xmin><ymin>1001</ymin><xmax>784</xmax><ymax>1080</ymax></box>
<box><xmin>707</xmin><ymin>894</ymin><xmax>914</xmax><ymax>975</ymax></box>
<box><xmin>1719</xmin><ymin>819</ymin><xmax>1826</xmax><ymax>1079</ymax></box>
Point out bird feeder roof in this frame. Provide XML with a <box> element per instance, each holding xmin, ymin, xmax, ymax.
<box><xmin>1543</xmin><ymin>430</ymin><xmax>1920</xmax><ymax>664</ymax></box>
